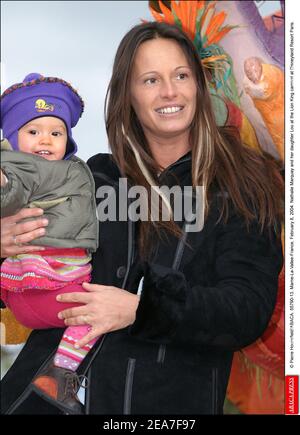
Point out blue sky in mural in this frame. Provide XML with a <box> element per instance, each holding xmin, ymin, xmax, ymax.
<box><xmin>254</xmin><ymin>1</ymin><xmax>281</xmax><ymax>17</ymax></box>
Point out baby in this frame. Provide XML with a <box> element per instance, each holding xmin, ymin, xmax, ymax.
<box><xmin>1</xmin><ymin>73</ymin><xmax>99</xmax><ymax>414</ymax></box>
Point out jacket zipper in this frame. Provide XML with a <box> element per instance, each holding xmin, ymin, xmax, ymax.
<box><xmin>154</xmin><ymin>221</ymin><xmax>188</xmax><ymax>371</ymax></box>
<box><xmin>123</xmin><ymin>358</ymin><xmax>136</xmax><ymax>415</ymax></box>
<box><xmin>121</xmin><ymin>210</ymin><xmax>135</xmax><ymax>289</ymax></box>
<box><xmin>172</xmin><ymin>226</ymin><xmax>188</xmax><ymax>271</ymax></box>
<box><xmin>157</xmin><ymin>344</ymin><xmax>166</xmax><ymax>364</ymax></box>
<box><xmin>212</xmin><ymin>367</ymin><xmax>218</xmax><ymax>414</ymax></box>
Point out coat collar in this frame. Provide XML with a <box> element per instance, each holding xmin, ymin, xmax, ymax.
<box><xmin>158</xmin><ymin>151</ymin><xmax>192</xmax><ymax>186</ymax></box>
<box><xmin>89</xmin><ymin>151</ymin><xmax>192</xmax><ymax>188</ymax></box>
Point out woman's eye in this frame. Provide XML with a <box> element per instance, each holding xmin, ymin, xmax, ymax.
<box><xmin>177</xmin><ymin>73</ymin><xmax>188</xmax><ymax>80</ymax></box>
<box><xmin>144</xmin><ymin>77</ymin><xmax>157</xmax><ymax>85</ymax></box>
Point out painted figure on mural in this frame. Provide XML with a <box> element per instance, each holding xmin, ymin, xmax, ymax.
<box><xmin>243</xmin><ymin>57</ymin><xmax>284</xmax><ymax>161</ymax></box>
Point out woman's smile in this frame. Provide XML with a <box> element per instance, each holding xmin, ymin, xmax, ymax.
<box><xmin>155</xmin><ymin>105</ymin><xmax>184</xmax><ymax>116</ymax></box>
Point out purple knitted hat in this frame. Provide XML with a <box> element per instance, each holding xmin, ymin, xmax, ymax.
<box><xmin>0</xmin><ymin>73</ymin><xmax>84</xmax><ymax>159</ymax></box>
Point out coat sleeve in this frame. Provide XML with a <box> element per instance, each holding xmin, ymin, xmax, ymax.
<box><xmin>129</xmin><ymin>213</ymin><xmax>283</xmax><ymax>351</ymax></box>
<box><xmin>1</xmin><ymin>152</ymin><xmax>41</xmax><ymax>218</ymax></box>
<box><xmin>0</xmin><ymin>151</ymin><xmax>77</xmax><ymax>218</ymax></box>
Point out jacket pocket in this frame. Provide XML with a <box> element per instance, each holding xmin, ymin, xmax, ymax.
<box><xmin>126</xmin><ymin>359</ymin><xmax>218</xmax><ymax>414</ymax></box>
<box><xmin>123</xmin><ymin>358</ymin><xmax>136</xmax><ymax>415</ymax></box>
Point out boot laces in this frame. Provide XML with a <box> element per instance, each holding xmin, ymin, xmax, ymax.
<box><xmin>64</xmin><ymin>372</ymin><xmax>89</xmax><ymax>396</ymax></box>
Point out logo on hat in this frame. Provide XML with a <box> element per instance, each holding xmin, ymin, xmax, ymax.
<box><xmin>35</xmin><ymin>98</ymin><xmax>54</xmax><ymax>112</ymax></box>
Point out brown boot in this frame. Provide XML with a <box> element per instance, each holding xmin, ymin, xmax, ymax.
<box><xmin>31</xmin><ymin>362</ymin><xmax>87</xmax><ymax>415</ymax></box>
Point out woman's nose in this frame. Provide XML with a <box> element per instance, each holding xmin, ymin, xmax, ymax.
<box><xmin>160</xmin><ymin>79</ymin><xmax>178</xmax><ymax>99</ymax></box>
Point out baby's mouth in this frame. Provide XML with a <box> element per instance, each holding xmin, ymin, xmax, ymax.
<box><xmin>35</xmin><ymin>150</ymin><xmax>52</xmax><ymax>156</ymax></box>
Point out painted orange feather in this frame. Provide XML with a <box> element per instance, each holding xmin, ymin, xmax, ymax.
<box><xmin>208</xmin><ymin>27</ymin><xmax>233</xmax><ymax>45</ymax></box>
<box><xmin>149</xmin><ymin>6</ymin><xmax>165</xmax><ymax>22</ymax></box>
<box><xmin>170</xmin><ymin>1</ymin><xmax>182</xmax><ymax>24</ymax></box>
<box><xmin>206</xmin><ymin>11</ymin><xmax>226</xmax><ymax>39</ymax></box>
<box><xmin>158</xmin><ymin>0</ymin><xmax>175</xmax><ymax>24</ymax></box>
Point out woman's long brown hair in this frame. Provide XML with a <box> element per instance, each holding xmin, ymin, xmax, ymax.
<box><xmin>105</xmin><ymin>22</ymin><xmax>284</xmax><ymax>257</ymax></box>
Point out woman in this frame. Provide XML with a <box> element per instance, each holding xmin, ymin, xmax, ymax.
<box><xmin>1</xmin><ymin>22</ymin><xmax>283</xmax><ymax>415</ymax></box>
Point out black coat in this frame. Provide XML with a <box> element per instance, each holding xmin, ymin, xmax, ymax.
<box><xmin>1</xmin><ymin>153</ymin><xmax>283</xmax><ymax>415</ymax></box>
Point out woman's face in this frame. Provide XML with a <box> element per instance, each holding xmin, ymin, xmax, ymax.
<box><xmin>130</xmin><ymin>38</ymin><xmax>197</xmax><ymax>143</ymax></box>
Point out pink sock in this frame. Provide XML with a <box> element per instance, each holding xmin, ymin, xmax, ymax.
<box><xmin>54</xmin><ymin>326</ymin><xmax>99</xmax><ymax>371</ymax></box>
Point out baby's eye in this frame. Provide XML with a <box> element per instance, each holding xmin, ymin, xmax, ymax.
<box><xmin>52</xmin><ymin>131</ymin><xmax>62</xmax><ymax>137</ymax></box>
<box><xmin>144</xmin><ymin>77</ymin><xmax>157</xmax><ymax>85</ymax></box>
<box><xmin>28</xmin><ymin>129</ymin><xmax>38</xmax><ymax>135</ymax></box>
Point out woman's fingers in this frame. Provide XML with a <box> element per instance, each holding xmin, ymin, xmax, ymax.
<box><xmin>82</xmin><ymin>282</ymin><xmax>107</xmax><ymax>292</ymax></box>
<box><xmin>14</xmin><ymin>218</ymin><xmax>49</xmax><ymax>239</ymax></box>
<box><xmin>1</xmin><ymin>228</ymin><xmax>47</xmax><ymax>257</ymax></box>
<box><xmin>57</xmin><ymin>286</ymin><xmax>139</xmax><ymax>342</ymax></box>
<box><xmin>56</xmin><ymin>292</ymin><xmax>91</xmax><ymax>304</ymax></box>
<box><xmin>74</xmin><ymin>329</ymin><xmax>101</xmax><ymax>349</ymax></box>
<box><xmin>1</xmin><ymin>208</ymin><xmax>49</xmax><ymax>257</ymax></box>
<box><xmin>2</xmin><ymin>207</ymin><xmax>44</xmax><ymax>226</ymax></box>
<box><xmin>12</xmin><ymin>227</ymin><xmax>47</xmax><ymax>247</ymax></box>
<box><xmin>58</xmin><ymin>305</ymin><xmax>88</xmax><ymax>321</ymax></box>
<box><xmin>10</xmin><ymin>207</ymin><xmax>45</xmax><ymax>223</ymax></box>
<box><xmin>63</xmin><ymin>315</ymin><xmax>91</xmax><ymax>327</ymax></box>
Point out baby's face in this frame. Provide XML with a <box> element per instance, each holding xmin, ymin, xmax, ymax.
<box><xmin>18</xmin><ymin>116</ymin><xmax>67</xmax><ymax>160</ymax></box>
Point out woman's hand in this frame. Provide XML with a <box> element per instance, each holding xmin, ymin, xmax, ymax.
<box><xmin>1</xmin><ymin>208</ymin><xmax>49</xmax><ymax>257</ymax></box>
<box><xmin>57</xmin><ymin>283</ymin><xmax>140</xmax><ymax>348</ymax></box>
<box><xmin>1</xmin><ymin>169</ymin><xmax>8</xmax><ymax>187</ymax></box>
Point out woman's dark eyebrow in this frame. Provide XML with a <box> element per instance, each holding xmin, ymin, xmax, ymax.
<box><xmin>137</xmin><ymin>65</ymin><xmax>191</xmax><ymax>79</ymax></box>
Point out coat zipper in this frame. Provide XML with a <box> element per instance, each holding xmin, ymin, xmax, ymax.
<box><xmin>154</xmin><ymin>222</ymin><xmax>188</xmax><ymax>369</ymax></box>
<box><xmin>84</xmin><ymin>366</ymin><xmax>92</xmax><ymax>415</ymax></box>
<box><xmin>157</xmin><ymin>344</ymin><xmax>166</xmax><ymax>364</ymax></box>
<box><xmin>212</xmin><ymin>367</ymin><xmax>218</xmax><ymax>414</ymax></box>
<box><xmin>172</xmin><ymin>226</ymin><xmax>188</xmax><ymax>271</ymax></box>
<box><xmin>123</xmin><ymin>358</ymin><xmax>136</xmax><ymax>415</ymax></box>
<box><xmin>121</xmin><ymin>210</ymin><xmax>135</xmax><ymax>289</ymax></box>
